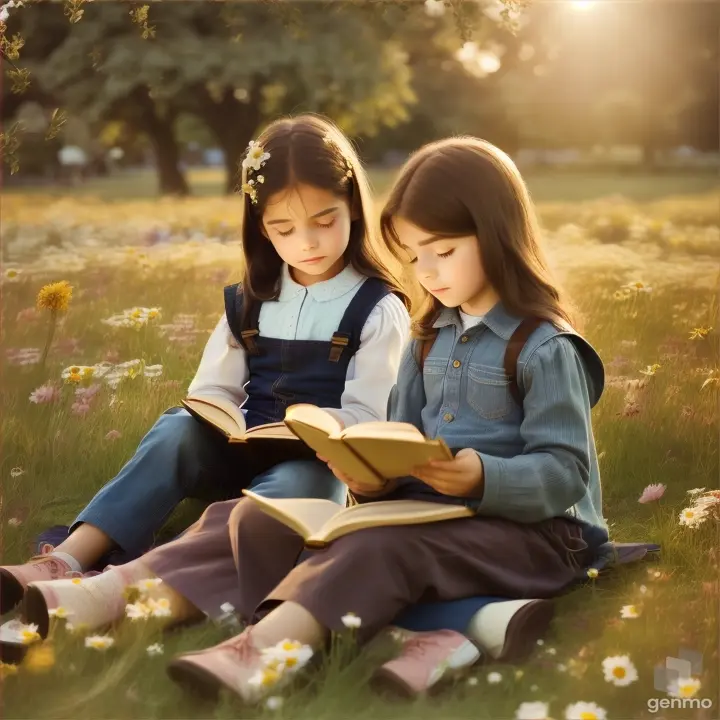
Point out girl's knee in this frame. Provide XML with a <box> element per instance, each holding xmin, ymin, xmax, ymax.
<box><xmin>228</xmin><ymin>498</ymin><xmax>277</xmax><ymax>538</ymax></box>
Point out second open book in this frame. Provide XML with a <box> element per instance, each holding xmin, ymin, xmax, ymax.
<box><xmin>181</xmin><ymin>396</ymin><xmax>452</xmax><ymax>488</ymax></box>
<box><xmin>242</xmin><ymin>489</ymin><xmax>474</xmax><ymax>548</ymax></box>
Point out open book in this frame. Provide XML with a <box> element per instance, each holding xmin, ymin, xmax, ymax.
<box><xmin>284</xmin><ymin>404</ymin><xmax>452</xmax><ymax>488</ymax></box>
<box><xmin>181</xmin><ymin>395</ymin><xmax>297</xmax><ymax>443</ymax></box>
<box><xmin>243</xmin><ymin>489</ymin><xmax>474</xmax><ymax>547</ymax></box>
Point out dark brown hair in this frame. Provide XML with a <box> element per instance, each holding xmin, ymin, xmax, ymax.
<box><xmin>238</xmin><ymin>114</ymin><xmax>406</xmax><ymax>325</ymax></box>
<box><xmin>380</xmin><ymin>137</ymin><xmax>576</xmax><ymax>339</ymax></box>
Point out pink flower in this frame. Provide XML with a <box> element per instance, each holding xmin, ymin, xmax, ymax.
<box><xmin>16</xmin><ymin>307</ymin><xmax>39</xmax><ymax>323</ymax></box>
<box><xmin>104</xmin><ymin>430</ymin><xmax>122</xmax><ymax>441</ymax></box>
<box><xmin>638</xmin><ymin>483</ymin><xmax>666</xmax><ymax>504</ymax></box>
<box><xmin>75</xmin><ymin>383</ymin><xmax>102</xmax><ymax>402</ymax></box>
<box><xmin>71</xmin><ymin>400</ymin><xmax>92</xmax><ymax>416</ymax></box>
<box><xmin>29</xmin><ymin>384</ymin><xmax>61</xmax><ymax>404</ymax></box>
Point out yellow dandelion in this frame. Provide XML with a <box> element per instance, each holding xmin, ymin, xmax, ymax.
<box><xmin>587</xmin><ymin>568</ymin><xmax>599</xmax><ymax>579</ymax></box>
<box><xmin>36</xmin><ymin>281</ymin><xmax>73</xmax><ymax>313</ymax></box>
<box><xmin>689</xmin><ymin>326</ymin><xmax>712</xmax><ymax>340</ymax></box>
<box><xmin>23</xmin><ymin>643</ymin><xmax>56</xmax><ymax>674</ymax></box>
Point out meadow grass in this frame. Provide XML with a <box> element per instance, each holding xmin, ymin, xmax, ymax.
<box><xmin>0</xmin><ymin>186</ymin><xmax>718</xmax><ymax>719</ymax></box>
<box><xmin>4</xmin><ymin>166</ymin><xmax>719</xmax><ymax>203</ymax></box>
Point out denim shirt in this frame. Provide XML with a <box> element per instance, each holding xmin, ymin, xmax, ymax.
<box><xmin>387</xmin><ymin>302</ymin><xmax>609</xmax><ymax>550</ymax></box>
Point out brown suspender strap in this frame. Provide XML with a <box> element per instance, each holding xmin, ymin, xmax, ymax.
<box><xmin>504</xmin><ymin>318</ymin><xmax>543</xmax><ymax>406</ymax></box>
<box><xmin>418</xmin><ymin>337</ymin><xmax>433</xmax><ymax>369</ymax></box>
<box><xmin>328</xmin><ymin>333</ymin><xmax>350</xmax><ymax>362</ymax></box>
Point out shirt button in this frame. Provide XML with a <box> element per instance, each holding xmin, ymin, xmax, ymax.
<box><xmin>460</xmin><ymin>335</ymin><xmax>469</xmax><ymax>343</ymax></box>
<box><xmin>443</xmin><ymin>412</ymin><xmax>454</xmax><ymax>422</ymax></box>
<box><xmin>452</xmin><ymin>360</ymin><xmax>461</xmax><ymax>368</ymax></box>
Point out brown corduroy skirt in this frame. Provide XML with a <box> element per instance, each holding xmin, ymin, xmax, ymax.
<box><xmin>145</xmin><ymin>498</ymin><xmax>592</xmax><ymax>642</ymax></box>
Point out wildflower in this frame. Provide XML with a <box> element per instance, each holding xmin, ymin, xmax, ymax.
<box><xmin>679</xmin><ymin>506</ymin><xmax>709</xmax><ymax>528</ymax></box>
<box><xmin>639</xmin><ymin>364</ymin><xmax>661</xmax><ymax>376</ymax></box>
<box><xmin>638</xmin><ymin>483</ymin><xmax>666</xmax><ymax>504</ymax></box>
<box><xmin>341</xmin><ymin>612</ymin><xmax>362</xmax><ymax>629</ymax></box>
<box><xmin>23</xmin><ymin>643</ymin><xmax>56</xmax><ymax>674</ymax></box>
<box><xmin>242</xmin><ymin>140</ymin><xmax>271</xmax><ymax>173</ymax></box>
<box><xmin>8</xmin><ymin>518</ymin><xmax>22</xmax><ymax>527</ymax></box>
<box><xmin>29</xmin><ymin>384</ymin><xmax>61</xmax><ymax>404</ymax></box>
<box><xmin>10</xmin><ymin>467</ymin><xmax>24</xmax><ymax>478</ymax></box>
<box><xmin>623</xmin><ymin>281</ymin><xmax>652</xmax><ymax>293</ymax></box>
<box><xmin>546</xmin><ymin>647</ymin><xmax>557</xmax><ymax>656</ymax></box>
<box><xmin>146</xmin><ymin>643</ymin><xmax>164</xmax><ymax>657</ymax></box>
<box><xmin>587</xmin><ymin>568</ymin><xmax>599</xmax><ymax>579</ymax></box>
<box><xmin>84</xmin><ymin>635</ymin><xmax>115</xmax><ymax>651</ymax></box>
<box><xmin>3</xmin><ymin>268</ymin><xmax>21</xmax><ymax>283</ymax></box>
<box><xmin>565</xmin><ymin>701</ymin><xmax>607</xmax><ymax>720</ymax></box>
<box><xmin>143</xmin><ymin>364</ymin><xmax>163</xmax><ymax>379</ymax></box>
<box><xmin>20</xmin><ymin>624</ymin><xmax>41</xmax><ymax>645</ymax></box>
<box><xmin>688</xmin><ymin>487</ymin><xmax>706</xmax><ymax>496</ymax></box>
<box><xmin>219</xmin><ymin>602</ymin><xmax>235</xmax><ymax>614</ymax></box>
<box><xmin>147</xmin><ymin>598</ymin><xmax>172</xmax><ymax>618</ymax></box>
<box><xmin>467</xmin><ymin>676</ymin><xmax>479</xmax><ymax>685</ymax></box>
<box><xmin>557</xmin><ymin>663</ymin><xmax>568</xmax><ymax>672</ymax></box>
<box><xmin>620</xmin><ymin>605</ymin><xmax>640</xmax><ymax>619</ymax></box>
<box><xmin>48</xmin><ymin>607</ymin><xmax>73</xmax><ymax>619</ymax></box>
<box><xmin>424</xmin><ymin>0</ymin><xmax>446</xmax><ymax>17</ymax></box>
<box><xmin>265</xmin><ymin>696</ymin><xmax>284</xmax><ymax>711</ymax></box>
<box><xmin>71</xmin><ymin>400</ymin><xmax>91</xmax><ymax>417</ymax></box>
<box><xmin>36</xmin><ymin>280</ymin><xmax>73</xmax><ymax>313</ymax></box>
<box><xmin>249</xmin><ymin>666</ymin><xmax>282</xmax><ymax>689</ymax></box>
<box><xmin>536</xmin><ymin>639</ymin><xmax>545</xmax><ymax>646</ymax></box>
<box><xmin>16</xmin><ymin>307</ymin><xmax>39</xmax><ymax>323</ymax></box>
<box><xmin>487</xmin><ymin>671</ymin><xmax>503</xmax><ymax>684</ymax></box>
<box><xmin>667</xmin><ymin>676</ymin><xmax>701</xmax><ymax>699</ymax></box>
<box><xmin>105</xmin><ymin>430</ymin><xmax>122</xmax><ymax>441</ymax></box>
<box><xmin>134</xmin><ymin>578</ymin><xmax>162</xmax><ymax>592</ymax></box>
<box><xmin>530</xmin><ymin>684</ymin><xmax>539</xmax><ymax>691</ymax></box>
<box><xmin>602</xmin><ymin>655</ymin><xmax>638</xmax><ymax>686</ymax></box>
<box><xmin>639</xmin><ymin>585</ymin><xmax>648</xmax><ymax>594</ymax></box>
<box><xmin>126</xmin><ymin>602</ymin><xmax>152</xmax><ymax>620</ymax></box>
<box><xmin>515</xmin><ymin>701</ymin><xmax>549</xmax><ymax>719</ymax></box>
<box><xmin>689</xmin><ymin>326</ymin><xmax>712</xmax><ymax>340</ymax></box>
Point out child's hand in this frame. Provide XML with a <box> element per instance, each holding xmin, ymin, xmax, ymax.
<box><xmin>316</xmin><ymin>454</ymin><xmax>389</xmax><ymax>496</ymax></box>
<box><xmin>411</xmin><ymin>448</ymin><xmax>484</xmax><ymax>497</ymax></box>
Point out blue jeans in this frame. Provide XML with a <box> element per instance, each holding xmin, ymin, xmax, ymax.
<box><xmin>73</xmin><ymin>408</ymin><xmax>345</xmax><ymax>555</ymax></box>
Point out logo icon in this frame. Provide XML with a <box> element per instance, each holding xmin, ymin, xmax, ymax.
<box><xmin>653</xmin><ymin>647</ymin><xmax>703</xmax><ymax>694</ymax></box>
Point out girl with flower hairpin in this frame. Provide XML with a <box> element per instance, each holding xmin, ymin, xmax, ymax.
<box><xmin>0</xmin><ymin>114</ymin><xmax>411</xmax><ymax>619</ymax></box>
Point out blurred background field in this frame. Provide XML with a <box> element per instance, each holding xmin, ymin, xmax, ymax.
<box><xmin>1</xmin><ymin>0</ymin><xmax>719</xmax><ymax>718</ymax></box>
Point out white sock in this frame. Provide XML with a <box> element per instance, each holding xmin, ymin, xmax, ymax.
<box><xmin>49</xmin><ymin>552</ymin><xmax>82</xmax><ymax>574</ymax></box>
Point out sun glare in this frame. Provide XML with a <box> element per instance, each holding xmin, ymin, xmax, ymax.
<box><xmin>571</xmin><ymin>0</ymin><xmax>596</xmax><ymax>10</ymax></box>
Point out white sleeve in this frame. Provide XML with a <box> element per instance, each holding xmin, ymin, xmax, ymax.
<box><xmin>322</xmin><ymin>293</ymin><xmax>411</xmax><ymax>428</ymax></box>
<box><xmin>187</xmin><ymin>314</ymin><xmax>249</xmax><ymax>407</ymax></box>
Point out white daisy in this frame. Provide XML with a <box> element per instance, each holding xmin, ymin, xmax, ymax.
<box><xmin>564</xmin><ymin>701</ymin><xmax>607</xmax><ymax>720</ymax></box>
<box><xmin>515</xmin><ymin>701</ymin><xmax>550</xmax><ymax>720</ymax></box>
<box><xmin>146</xmin><ymin>643</ymin><xmax>164</xmax><ymax>656</ymax></box>
<box><xmin>341</xmin><ymin>612</ymin><xmax>362</xmax><ymax>629</ymax></box>
<box><xmin>667</xmin><ymin>676</ymin><xmax>701</xmax><ymax>698</ymax></box>
<box><xmin>487</xmin><ymin>671</ymin><xmax>503</xmax><ymax>684</ymax></box>
<box><xmin>602</xmin><ymin>655</ymin><xmax>638</xmax><ymax>686</ymax></box>
<box><xmin>84</xmin><ymin>635</ymin><xmax>115</xmax><ymax>651</ymax></box>
<box><xmin>620</xmin><ymin>604</ymin><xmax>640</xmax><ymax>619</ymax></box>
<box><xmin>265</xmin><ymin>696</ymin><xmax>284</xmax><ymax>711</ymax></box>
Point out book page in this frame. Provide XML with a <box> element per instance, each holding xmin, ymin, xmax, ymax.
<box><xmin>284</xmin><ymin>404</ymin><xmax>344</xmax><ymax>437</ymax></box>
<box><xmin>182</xmin><ymin>396</ymin><xmax>246</xmax><ymax>439</ymax></box>
<box><xmin>308</xmin><ymin>499</ymin><xmax>474</xmax><ymax>545</ymax></box>
<box><xmin>342</xmin><ymin>436</ymin><xmax>452</xmax><ymax>480</ymax></box>
<box><xmin>244</xmin><ymin>423</ymin><xmax>298</xmax><ymax>441</ymax></box>
<box><xmin>242</xmin><ymin>490</ymin><xmax>345</xmax><ymax>540</ymax></box>
<box><xmin>340</xmin><ymin>421</ymin><xmax>426</xmax><ymax>442</ymax></box>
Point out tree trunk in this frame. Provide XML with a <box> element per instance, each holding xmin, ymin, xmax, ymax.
<box><xmin>195</xmin><ymin>82</ymin><xmax>263</xmax><ymax>194</ymax></box>
<box><xmin>133</xmin><ymin>88</ymin><xmax>190</xmax><ymax>196</ymax></box>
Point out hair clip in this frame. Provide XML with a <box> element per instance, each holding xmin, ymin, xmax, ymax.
<box><xmin>241</xmin><ymin>175</ymin><xmax>265</xmax><ymax>205</ymax></box>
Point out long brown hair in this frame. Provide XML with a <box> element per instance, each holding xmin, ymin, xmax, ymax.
<box><xmin>238</xmin><ymin>114</ymin><xmax>406</xmax><ymax>325</ymax></box>
<box><xmin>380</xmin><ymin>137</ymin><xmax>576</xmax><ymax>339</ymax></box>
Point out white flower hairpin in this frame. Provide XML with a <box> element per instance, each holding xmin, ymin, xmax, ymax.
<box><xmin>241</xmin><ymin>140</ymin><xmax>270</xmax><ymax>204</ymax></box>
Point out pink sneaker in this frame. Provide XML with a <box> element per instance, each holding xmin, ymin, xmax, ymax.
<box><xmin>372</xmin><ymin>629</ymin><xmax>480</xmax><ymax>697</ymax></box>
<box><xmin>0</xmin><ymin>553</ymin><xmax>81</xmax><ymax>614</ymax></box>
<box><xmin>167</xmin><ymin>629</ymin><xmax>267</xmax><ymax>704</ymax></box>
